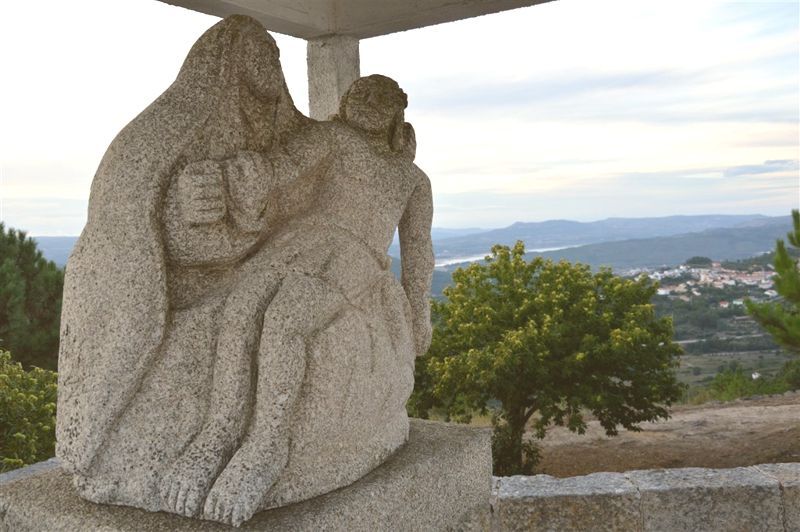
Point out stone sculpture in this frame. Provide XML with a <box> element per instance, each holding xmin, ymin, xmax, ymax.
<box><xmin>56</xmin><ymin>15</ymin><xmax>433</xmax><ymax>527</ymax></box>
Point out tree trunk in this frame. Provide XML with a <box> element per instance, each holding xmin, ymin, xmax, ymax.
<box><xmin>492</xmin><ymin>406</ymin><xmax>532</xmax><ymax>475</ymax></box>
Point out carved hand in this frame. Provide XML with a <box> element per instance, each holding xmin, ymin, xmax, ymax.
<box><xmin>177</xmin><ymin>160</ymin><xmax>226</xmax><ymax>226</ymax></box>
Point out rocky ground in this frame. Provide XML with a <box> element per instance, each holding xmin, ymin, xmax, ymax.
<box><xmin>536</xmin><ymin>391</ymin><xmax>800</xmax><ymax>477</ymax></box>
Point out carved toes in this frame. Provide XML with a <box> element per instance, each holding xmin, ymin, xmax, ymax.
<box><xmin>159</xmin><ymin>469</ymin><xmax>207</xmax><ymax>517</ymax></box>
<box><xmin>203</xmin><ymin>483</ymin><xmax>260</xmax><ymax>528</ymax></box>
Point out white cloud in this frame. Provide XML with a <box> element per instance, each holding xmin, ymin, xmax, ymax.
<box><xmin>0</xmin><ymin>0</ymin><xmax>797</xmax><ymax>234</ymax></box>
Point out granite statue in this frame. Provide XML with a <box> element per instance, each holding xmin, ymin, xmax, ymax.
<box><xmin>56</xmin><ymin>15</ymin><xmax>433</xmax><ymax>527</ymax></box>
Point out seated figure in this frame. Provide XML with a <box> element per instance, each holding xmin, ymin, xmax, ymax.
<box><xmin>56</xmin><ymin>15</ymin><xmax>433</xmax><ymax>528</ymax></box>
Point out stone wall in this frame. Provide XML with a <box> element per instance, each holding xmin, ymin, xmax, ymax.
<box><xmin>490</xmin><ymin>463</ymin><xmax>799</xmax><ymax>531</ymax></box>
<box><xmin>3</xmin><ymin>459</ymin><xmax>798</xmax><ymax>530</ymax></box>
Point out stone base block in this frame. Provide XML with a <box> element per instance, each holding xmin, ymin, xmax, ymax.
<box><xmin>756</xmin><ymin>463</ymin><xmax>800</xmax><ymax>531</ymax></box>
<box><xmin>491</xmin><ymin>472</ymin><xmax>642</xmax><ymax>531</ymax></box>
<box><xmin>628</xmin><ymin>467</ymin><xmax>784</xmax><ymax>532</ymax></box>
<box><xmin>491</xmin><ymin>464</ymin><xmax>799</xmax><ymax>532</ymax></box>
<box><xmin>0</xmin><ymin>420</ymin><xmax>491</xmax><ymax>531</ymax></box>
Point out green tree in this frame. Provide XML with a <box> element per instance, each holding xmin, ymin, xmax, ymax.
<box><xmin>410</xmin><ymin>242</ymin><xmax>683</xmax><ymax>475</ymax></box>
<box><xmin>746</xmin><ymin>210</ymin><xmax>800</xmax><ymax>353</ymax></box>
<box><xmin>0</xmin><ymin>350</ymin><xmax>57</xmax><ymax>472</ymax></box>
<box><xmin>0</xmin><ymin>224</ymin><xmax>63</xmax><ymax>369</ymax></box>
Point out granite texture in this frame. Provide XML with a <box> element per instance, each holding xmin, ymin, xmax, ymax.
<box><xmin>0</xmin><ymin>420</ymin><xmax>491</xmax><ymax>532</ymax></box>
<box><xmin>5</xmin><ymin>459</ymin><xmax>798</xmax><ymax>531</ymax></box>
<box><xmin>491</xmin><ymin>473</ymin><xmax>641</xmax><ymax>531</ymax></box>
<box><xmin>487</xmin><ymin>463</ymin><xmax>799</xmax><ymax>531</ymax></box>
<box><xmin>627</xmin><ymin>466</ymin><xmax>784</xmax><ymax>532</ymax></box>
<box><xmin>756</xmin><ymin>463</ymin><xmax>800</xmax><ymax>531</ymax></box>
<box><xmin>57</xmin><ymin>15</ymin><xmax>434</xmax><ymax>527</ymax></box>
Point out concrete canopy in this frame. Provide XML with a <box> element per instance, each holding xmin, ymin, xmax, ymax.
<box><xmin>158</xmin><ymin>0</ymin><xmax>553</xmax><ymax>119</ymax></box>
<box><xmin>157</xmin><ymin>0</ymin><xmax>553</xmax><ymax>39</ymax></box>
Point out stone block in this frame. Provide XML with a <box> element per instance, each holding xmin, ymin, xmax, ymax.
<box><xmin>756</xmin><ymin>463</ymin><xmax>800</xmax><ymax>531</ymax></box>
<box><xmin>491</xmin><ymin>472</ymin><xmax>641</xmax><ymax>531</ymax></box>
<box><xmin>0</xmin><ymin>420</ymin><xmax>491</xmax><ymax>532</ymax></box>
<box><xmin>627</xmin><ymin>467</ymin><xmax>783</xmax><ymax>532</ymax></box>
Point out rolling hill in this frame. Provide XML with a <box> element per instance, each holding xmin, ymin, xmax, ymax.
<box><xmin>432</xmin><ymin>214</ymin><xmax>772</xmax><ymax>260</ymax></box>
<box><xmin>33</xmin><ymin>215</ymin><xmax>791</xmax><ymax>297</ymax></box>
<box><xmin>436</xmin><ymin>216</ymin><xmax>791</xmax><ymax>273</ymax></box>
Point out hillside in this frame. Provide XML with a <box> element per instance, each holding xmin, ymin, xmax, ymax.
<box><xmin>433</xmin><ymin>214</ymin><xmax>771</xmax><ymax>260</ymax></box>
<box><xmin>35</xmin><ymin>216</ymin><xmax>789</xmax><ymax>296</ymax></box>
<box><xmin>387</xmin><ymin>227</ymin><xmax>487</xmax><ymax>257</ymax></box>
<box><xmin>537</xmin><ymin>393</ymin><xmax>800</xmax><ymax>477</ymax></box>
<box><xmin>389</xmin><ymin>258</ymin><xmax>452</xmax><ymax>297</ymax></box>
<box><xmin>530</xmin><ymin>217</ymin><xmax>790</xmax><ymax>270</ymax></box>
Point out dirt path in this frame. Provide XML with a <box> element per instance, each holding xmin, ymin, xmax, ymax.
<box><xmin>537</xmin><ymin>392</ymin><xmax>800</xmax><ymax>477</ymax></box>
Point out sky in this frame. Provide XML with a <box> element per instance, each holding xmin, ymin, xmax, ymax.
<box><xmin>0</xmin><ymin>0</ymin><xmax>798</xmax><ymax>235</ymax></box>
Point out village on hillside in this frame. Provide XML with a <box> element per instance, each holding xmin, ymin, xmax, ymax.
<box><xmin>625</xmin><ymin>260</ymin><xmax>778</xmax><ymax>305</ymax></box>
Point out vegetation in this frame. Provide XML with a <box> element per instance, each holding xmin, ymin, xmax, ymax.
<box><xmin>653</xmin><ymin>283</ymin><xmax>775</xmax><ymax>343</ymax></box>
<box><xmin>686</xmin><ymin>359</ymin><xmax>800</xmax><ymax>403</ymax></box>
<box><xmin>686</xmin><ymin>256</ymin><xmax>713</xmax><ymax>267</ymax></box>
<box><xmin>0</xmin><ymin>224</ymin><xmax>63</xmax><ymax>370</ymax></box>
<box><xmin>681</xmin><ymin>335</ymin><xmax>778</xmax><ymax>355</ymax></box>
<box><xmin>722</xmin><ymin>251</ymin><xmax>787</xmax><ymax>271</ymax></box>
<box><xmin>0</xmin><ymin>350</ymin><xmax>57</xmax><ymax>472</ymax></box>
<box><xmin>746</xmin><ymin>210</ymin><xmax>800</xmax><ymax>354</ymax></box>
<box><xmin>410</xmin><ymin>242</ymin><xmax>683</xmax><ymax>475</ymax></box>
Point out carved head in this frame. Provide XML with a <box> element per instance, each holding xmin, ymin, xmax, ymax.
<box><xmin>180</xmin><ymin>15</ymin><xmax>307</xmax><ymax>159</ymax></box>
<box><xmin>339</xmin><ymin>75</ymin><xmax>410</xmax><ymax>154</ymax></box>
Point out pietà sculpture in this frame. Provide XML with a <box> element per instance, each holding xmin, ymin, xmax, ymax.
<box><xmin>56</xmin><ymin>15</ymin><xmax>433</xmax><ymax>527</ymax></box>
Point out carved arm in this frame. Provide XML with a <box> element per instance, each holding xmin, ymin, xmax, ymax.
<box><xmin>399</xmin><ymin>169</ymin><xmax>434</xmax><ymax>357</ymax></box>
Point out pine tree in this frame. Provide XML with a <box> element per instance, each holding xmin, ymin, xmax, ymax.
<box><xmin>0</xmin><ymin>224</ymin><xmax>64</xmax><ymax>369</ymax></box>
<box><xmin>746</xmin><ymin>210</ymin><xmax>800</xmax><ymax>354</ymax></box>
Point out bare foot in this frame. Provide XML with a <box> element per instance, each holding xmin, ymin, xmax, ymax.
<box><xmin>203</xmin><ymin>441</ymin><xmax>288</xmax><ymax>527</ymax></box>
<box><xmin>159</xmin><ymin>439</ymin><xmax>230</xmax><ymax>517</ymax></box>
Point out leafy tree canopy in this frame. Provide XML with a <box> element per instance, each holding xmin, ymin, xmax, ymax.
<box><xmin>746</xmin><ymin>210</ymin><xmax>800</xmax><ymax>354</ymax></box>
<box><xmin>0</xmin><ymin>224</ymin><xmax>64</xmax><ymax>369</ymax></box>
<box><xmin>410</xmin><ymin>242</ymin><xmax>683</xmax><ymax>475</ymax></box>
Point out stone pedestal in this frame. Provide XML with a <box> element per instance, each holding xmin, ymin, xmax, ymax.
<box><xmin>0</xmin><ymin>420</ymin><xmax>490</xmax><ymax>531</ymax></box>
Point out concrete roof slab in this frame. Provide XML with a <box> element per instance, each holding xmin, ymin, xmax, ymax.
<box><xmin>157</xmin><ymin>0</ymin><xmax>553</xmax><ymax>39</ymax></box>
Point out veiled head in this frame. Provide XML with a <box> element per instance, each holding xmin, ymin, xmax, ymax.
<box><xmin>178</xmin><ymin>15</ymin><xmax>307</xmax><ymax>159</ymax></box>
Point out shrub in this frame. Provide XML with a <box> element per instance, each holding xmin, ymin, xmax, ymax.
<box><xmin>707</xmin><ymin>367</ymin><xmax>787</xmax><ymax>402</ymax></box>
<box><xmin>0</xmin><ymin>350</ymin><xmax>57</xmax><ymax>472</ymax></box>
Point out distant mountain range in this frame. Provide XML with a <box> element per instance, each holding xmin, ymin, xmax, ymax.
<box><xmin>526</xmin><ymin>217</ymin><xmax>791</xmax><ymax>270</ymax></box>
<box><xmin>421</xmin><ymin>214</ymin><xmax>774</xmax><ymax>261</ymax></box>
<box><xmin>34</xmin><ymin>214</ymin><xmax>791</xmax><ymax>297</ymax></box>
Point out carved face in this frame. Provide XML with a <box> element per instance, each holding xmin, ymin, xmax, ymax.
<box><xmin>341</xmin><ymin>75</ymin><xmax>408</xmax><ymax>134</ymax></box>
<box><xmin>208</xmin><ymin>18</ymin><xmax>300</xmax><ymax>155</ymax></box>
<box><xmin>239</xmin><ymin>26</ymin><xmax>284</xmax><ymax>105</ymax></box>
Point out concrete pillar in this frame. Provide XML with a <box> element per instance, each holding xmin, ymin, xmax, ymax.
<box><xmin>307</xmin><ymin>35</ymin><xmax>360</xmax><ymax>120</ymax></box>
